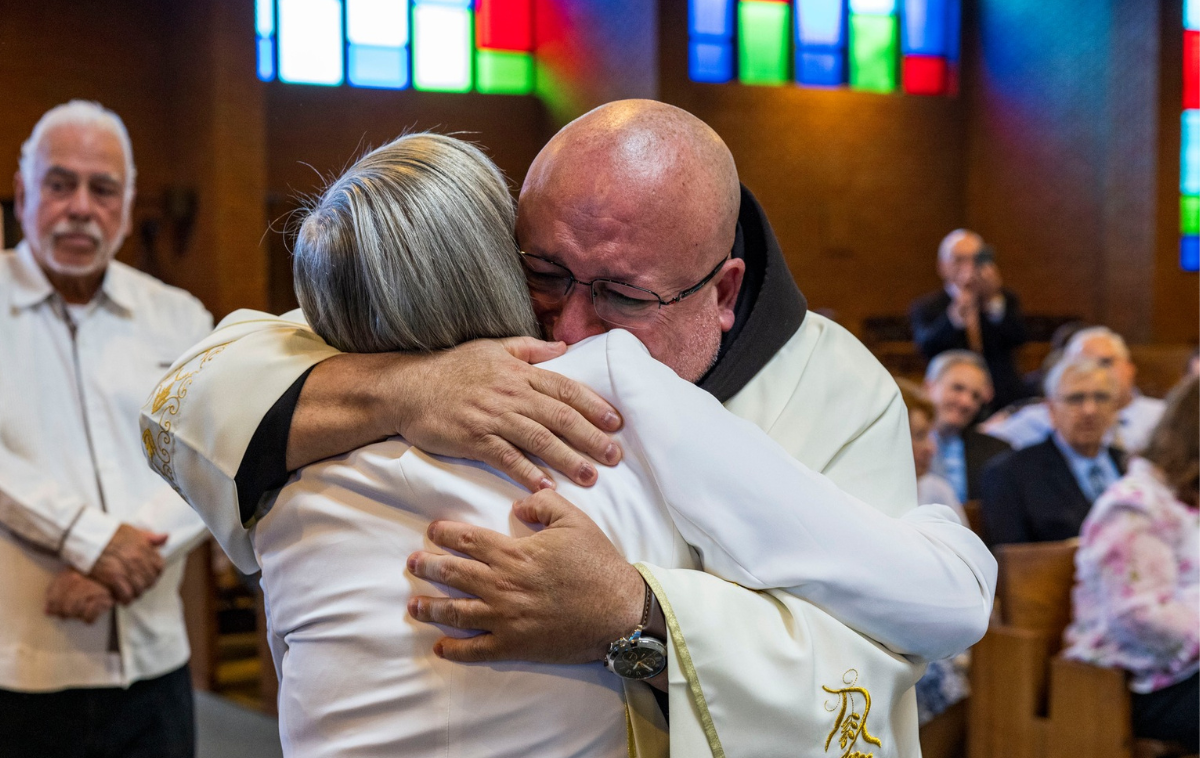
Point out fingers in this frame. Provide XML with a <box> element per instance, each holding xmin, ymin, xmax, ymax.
<box><xmin>492</xmin><ymin>414</ymin><xmax>599</xmax><ymax>488</ymax></box>
<box><xmin>434</xmin><ymin>634</ymin><xmax>504</xmax><ymax>663</ymax></box>
<box><xmin>477</xmin><ymin>435</ymin><xmax>557</xmax><ymax>492</ymax></box>
<box><xmin>529</xmin><ymin>368</ymin><xmax>623</xmax><ymax>435</ymax></box>
<box><xmin>512</xmin><ymin>489</ymin><xmax>585</xmax><ymax>529</ymax></box>
<box><xmin>425</xmin><ymin>520</ymin><xmax>509</xmax><ymax>563</ymax></box>
<box><xmin>142</xmin><ymin>531</ymin><xmax>170</xmax><ymax>547</ymax></box>
<box><xmin>407</xmin><ymin>550</ymin><xmax>491</xmax><ymax>595</ymax></box>
<box><xmin>407</xmin><ymin>596</ymin><xmax>493</xmax><ymax>631</ymax></box>
<box><xmin>499</xmin><ymin>336</ymin><xmax>567</xmax><ymax>365</ymax></box>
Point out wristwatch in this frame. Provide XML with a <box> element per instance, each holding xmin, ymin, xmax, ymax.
<box><xmin>603</xmin><ymin>580</ymin><xmax>667</xmax><ymax>680</ymax></box>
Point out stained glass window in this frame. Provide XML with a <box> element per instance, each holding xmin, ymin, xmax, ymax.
<box><xmin>1184</xmin><ymin>0</ymin><xmax>1199</xmax><ymax>271</ymax></box>
<box><xmin>256</xmin><ymin>0</ymin><xmax>535</xmax><ymax>96</ymax></box>
<box><xmin>689</xmin><ymin>0</ymin><xmax>960</xmax><ymax>96</ymax></box>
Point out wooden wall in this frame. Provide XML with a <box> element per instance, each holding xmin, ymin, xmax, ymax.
<box><xmin>1</xmin><ymin>0</ymin><xmax>1194</xmax><ymax>341</ymax></box>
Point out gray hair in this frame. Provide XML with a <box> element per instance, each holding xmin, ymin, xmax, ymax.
<box><xmin>1063</xmin><ymin>326</ymin><xmax>1130</xmax><ymax>362</ymax></box>
<box><xmin>938</xmin><ymin>228</ymin><xmax>983</xmax><ymax>264</ymax></box>
<box><xmin>925</xmin><ymin>349</ymin><xmax>993</xmax><ymax>388</ymax></box>
<box><xmin>1044</xmin><ymin>355</ymin><xmax>1117</xmax><ymax>398</ymax></box>
<box><xmin>20</xmin><ymin>100</ymin><xmax>137</xmax><ymax>207</ymax></box>
<box><xmin>292</xmin><ymin>133</ymin><xmax>539</xmax><ymax>353</ymax></box>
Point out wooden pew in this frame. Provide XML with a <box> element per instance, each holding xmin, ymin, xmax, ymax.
<box><xmin>969</xmin><ymin>540</ymin><xmax>1196</xmax><ymax>758</ymax></box>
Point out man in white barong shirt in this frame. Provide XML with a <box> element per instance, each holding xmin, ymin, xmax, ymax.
<box><xmin>1</xmin><ymin>101</ymin><xmax>211</xmax><ymax>757</ymax></box>
<box><xmin>142</xmin><ymin>102</ymin><xmax>996</xmax><ymax>755</ymax></box>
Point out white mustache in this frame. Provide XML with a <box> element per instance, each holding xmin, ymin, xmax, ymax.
<box><xmin>51</xmin><ymin>220</ymin><xmax>104</xmax><ymax>246</ymax></box>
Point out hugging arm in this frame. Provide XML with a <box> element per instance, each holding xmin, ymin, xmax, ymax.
<box><xmin>607</xmin><ymin>333</ymin><xmax>996</xmax><ymax>660</ymax></box>
<box><xmin>140</xmin><ymin>309</ymin><xmax>623</xmax><ymax>573</ymax></box>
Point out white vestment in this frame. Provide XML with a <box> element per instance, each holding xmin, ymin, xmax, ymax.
<box><xmin>142</xmin><ymin>311</ymin><xmax>996</xmax><ymax>757</ymax></box>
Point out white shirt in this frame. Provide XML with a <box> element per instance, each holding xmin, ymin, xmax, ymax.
<box><xmin>0</xmin><ymin>243</ymin><xmax>212</xmax><ymax>692</ymax></box>
<box><xmin>256</xmin><ymin>330</ymin><xmax>991</xmax><ymax>757</ymax></box>
<box><xmin>984</xmin><ymin>394</ymin><xmax>1166</xmax><ymax>453</ymax></box>
<box><xmin>918</xmin><ymin>472</ymin><xmax>966</xmax><ymax>525</ymax></box>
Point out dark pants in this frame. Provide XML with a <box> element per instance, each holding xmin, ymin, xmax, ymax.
<box><xmin>1132</xmin><ymin>673</ymin><xmax>1199</xmax><ymax>752</ymax></box>
<box><xmin>0</xmin><ymin>664</ymin><xmax>194</xmax><ymax>758</ymax></box>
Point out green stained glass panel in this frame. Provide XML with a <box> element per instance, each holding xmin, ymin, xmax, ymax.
<box><xmin>1183</xmin><ymin>195</ymin><xmax>1200</xmax><ymax>236</ymax></box>
<box><xmin>850</xmin><ymin>13</ymin><xmax>898</xmax><ymax>92</ymax></box>
<box><xmin>477</xmin><ymin>49</ymin><xmax>533</xmax><ymax>94</ymax></box>
<box><xmin>738</xmin><ymin>1</ymin><xmax>790</xmax><ymax>85</ymax></box>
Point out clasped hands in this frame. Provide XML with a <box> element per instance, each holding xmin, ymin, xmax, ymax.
<box><xmin>46</xmin><ymin>523</ymin><xmax>168</xmax><ymax>623</ymax></box>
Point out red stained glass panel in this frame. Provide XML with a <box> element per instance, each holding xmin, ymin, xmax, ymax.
<box><xmin>902</xmin><ymin>54</ymin><xmax>947</xmax><ymax>95</ymax></box>
<box><xmin>1185</xmin><ymin>30</ymin><xmax>1199</xmax><ymax>110</ymax></box>
<box><xmin>477</xmin><ymin>0</ymin><xmax>533</xmax><ymax>51</ymax></box>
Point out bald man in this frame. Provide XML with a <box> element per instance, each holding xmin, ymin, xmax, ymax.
<box><xmin>910</xmin><ymin>229</ymin><xmax>1031</xmax><ymax>410</ymax></box>
<box><xmin>143</xmin><ymin>102</ymin><xmax>994</xmax><ymax>754</ymax></box>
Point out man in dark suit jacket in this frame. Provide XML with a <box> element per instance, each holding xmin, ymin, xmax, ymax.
<box><xmin>924</xmin><ymin>350</ymin><xmax>1012</xmax><ymax>503</ymax></box>
<box><xmin>910</xmin><ymin>229</ymin><xmax>1031</xmax><ymax>410</ymax></box>
<box><xmin>981</xmin><ymin>355</ymin><xmax>1127</xmax><ymax>546</ymax></box>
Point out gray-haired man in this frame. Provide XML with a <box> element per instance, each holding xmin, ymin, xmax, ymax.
<box><xmin>0</xmin><ymin>101</ymin><xmax>211</xmax><ymax>757</ymax></box>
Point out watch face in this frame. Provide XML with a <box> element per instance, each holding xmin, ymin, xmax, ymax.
<box><xmin>613</xmin><ymin>645</ymin><xmax>666</xmax><ymax>680</ymax></box>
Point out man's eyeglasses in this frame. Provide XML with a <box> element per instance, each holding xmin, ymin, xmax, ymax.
<box><xmin>1056</xmin><ymin>391</ymin><xmax>1115</xmax><ymax>408</ymax></box>
<box><xmin>518</xmin><ymin>251</ymin><xmax>729</xmax><ymax>329</ymax></box>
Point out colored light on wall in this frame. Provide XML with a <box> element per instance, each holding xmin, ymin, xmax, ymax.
<box><xmin>738</xmin><ymin>2</ymin><xmax>791</xmax><ymax>85</ymax></box>
<box><xmin>691</xmin><ymin>0</ymin><xmax>736</xmax><ymax>37</ymax></box>
<box><xmin>850</xmin><ymin>12</ymin><xmax>898</xmax><ymax>92</ymax></box>
<box><xmin>1187</xmin><ymin>0</ymin><xmax>1200</xmax><ymax>31</ymax></box>
<box><xmin>477</xmin><ymin>49</ymin><xmax>533</xmax><ymax>93</ymax></box>
<box><xmin>346</xmin><ymin>0</ymin><xmax>410</xmax><ymax>89</ymax></box>
<box><xmin>797</xmin><ymin>50</ymin><xmax>845</xmax><ymax>86</ymax></box>
<box><xmin>413</xmin><ymin>2</ymin><xmax>473</xmax><ymax>92</ymax></box>
<box><xmin>278</xmin><ymin>0</ymin><xmax>345</xmax><ymax>86</ymax></box>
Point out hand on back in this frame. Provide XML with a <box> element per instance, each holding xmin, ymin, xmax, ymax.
<box><xmin>389</xmin><ymin>337</ymin><xmax>624</xmax><ymax>491</ymax></box>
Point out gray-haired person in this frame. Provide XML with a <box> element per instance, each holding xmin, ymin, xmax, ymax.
<box><xmin>0</xmin><ymin>101</ymin><xmax>211</xmax><ymax>757</ymax></box>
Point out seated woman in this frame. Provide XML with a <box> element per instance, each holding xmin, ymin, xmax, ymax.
<box><xmin>256</xmin><ymin>133</ymin><xmax>992</xmax><ymax>757</ymax></box>
<box><xmin>1063</xmin><ymin>375</ymin><xmax>1199</xmax><ymax>751</ymax></box>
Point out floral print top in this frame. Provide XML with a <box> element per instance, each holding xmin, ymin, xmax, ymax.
<box><xmin>1062</xmin><ymin>458</ymin><xmax>1200</xmax><ymax>693</ymax></box>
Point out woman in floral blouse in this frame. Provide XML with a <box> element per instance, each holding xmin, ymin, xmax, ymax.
<box><xmin>1063</xmin><ymin>374</ymin><xmax>1198</xmax><ymax>750</ymax></box>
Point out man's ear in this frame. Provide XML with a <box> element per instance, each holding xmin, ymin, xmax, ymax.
<box><xmin>715</xmin><ymin>258</ymin><xmax>745</xmax><ymax>332</ymax></box>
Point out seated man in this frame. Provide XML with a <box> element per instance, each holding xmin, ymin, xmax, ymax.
<box><xmin>909</xmin><ymin>229</ymin><xmax>1031</xmax><ymax>410</ymax></box>
<box><xmin>981</xmin><ymin>355</ymin><xmax>1128</xmax><ymax>545</ymax></box>
<box><xmin>923</xmin><ymin>350</ymin><xmax>1012</xmax><ymax>503</ymax></box>
<box><xmin>987</xmin><ymin>326</ymin><xmax>1166</xmax><ymax>453</ymax></box>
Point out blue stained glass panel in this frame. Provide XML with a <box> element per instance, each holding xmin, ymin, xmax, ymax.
<box><xmin>257</xmin><ymin>0</ymin><xmax>275</xmax><ymax>36</ymax></box>
<box><xmin>1184</xmin><ymin>111</ymin><xmax>1200</xmax><ymax>196</ymax></box>
<box><xmin>902</xmin><ymin>0</ymin><xmax>948</xmax><ymax>55</ymax></box>
<box><xmin>257</xmin><ymin>37</ymin><xmax>276</xmax><ymax>81</ymax></box>
<box><xmin>1182</xmin><ymin>235</ymin><xmax>1199</xmax><ymax>271</ymax></box>
<box><xmin>796</xmin><ymin>0</ymin><xmax>845</xmax><ymax>48</ymax></box>
<box><xmin>691</xmin><ymin>0</ymin><xmax>735</xmax><ymax>38</ymax></box>
<box><xmin>349</xmin><ymin>44</ymin><xmax>409</xmax><ymax>88</ymax></box>
<box><xmin>797</xmin><ymin>49</ymin><xmax>846</xmax><ymax>85</ymax></box>
<box><xmin>1186</xmin><ymin>0</ymin><xmax>1199</xmax><ymax>31</ymax></box>
<box><xmin>849</xmin><ymin>0</ymin><xmax>897</xmax><ymax>14</ymax></box>
<box><xmin>690</xmin><ymin>39</ymin><xmax>735</xmax><ymax>82</ymax></box>
<box><xmin>944</xmin><ymin>0</ymin><xmax>961</xmax><ymax>61</ymax></box>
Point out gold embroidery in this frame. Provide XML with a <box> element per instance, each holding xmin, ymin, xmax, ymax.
<box><xmin>823</xmin><ymin>669</ymin><xmax>882</xmax><ymax>758</ymax></box>
<box><xmin>142</xmin><ymin>345</ymin><xmax>227</xmax><ymax>495</ymax></box>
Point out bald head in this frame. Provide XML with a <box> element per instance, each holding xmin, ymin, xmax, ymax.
<box><xmin>520</xmin><ymin>100</ymin><xmax>740</xmax><ymax>268</ymax></box>
<box><xmin>516</xmin><ymin>100</ymin><xmax>746</xmax><ymax>382</ymax></box>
